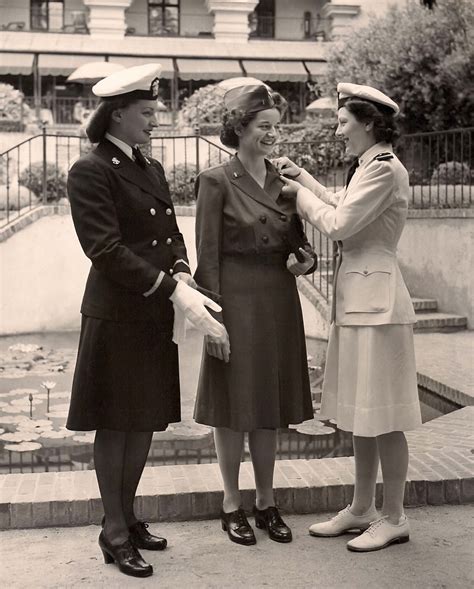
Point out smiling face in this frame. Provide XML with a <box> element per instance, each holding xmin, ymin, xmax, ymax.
<box><xmin>336</xmin><ymin>106</ymin><xmax>376</xmax><ymax>157</ymax></box>
<box><xmin>237</xmin><ymin>108</ymin><xmax>281</xmax><ymax>157</ymax></box>
<box><xmin>109</xmin><ymin>99</ymin><xmax>159</xmax><ymax>145</ymax></box>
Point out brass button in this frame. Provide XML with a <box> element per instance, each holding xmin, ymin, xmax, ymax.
<box><xmin>363</xmin><ymin>270</ymin><xmax>368</xmax><ymax>275</ymax></box>
<box><xmin>166</xmin><ymin>208</ymin><xmax>172</xmax><ymax>216</ymax></box>
<box><xmin>169</xmin><ymin>268</ymin><xmax>174</xmax><ymax>275</ymax></box>
<box><xmin>280</xmin><ymin>214</ymin><xmax>287</xmax><ymax>222</ymax></box>
<box><xmin>262</xmin><ymin>235</ymin><xmax>269</xmax><ymax>243</ymax></box>
<box><xmin>151</xmin><ymin>239</ymin><xmax>158</xmax><ymax>247</ymax></box>
<box><xmin>166</xmin><ymin>238</ymin><xmax>172</xmax><ymax>245</ymax></box>
<box><xmin>259</xmin><ymin>215</ymin><xmax>267</xmax><ymax>224</ymax></box>
<box><xmin>150</xmin><ymin>208</ymin><xmax>156</xmax><ymax>216</ymax></box>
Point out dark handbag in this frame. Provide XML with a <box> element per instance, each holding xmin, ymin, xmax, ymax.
<box><xmin>286</xmin><ymin>214</ymin><xmax>318</xmax><ymax>269</ymax></box>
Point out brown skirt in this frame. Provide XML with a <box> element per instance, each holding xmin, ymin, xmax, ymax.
<box><xmin>67</xmin><ymin>316</ymin><xmax>181</xmax><ymax>432</ymax></box>
<box><xmin>194</xmin><ymin>255</ymin><xmax>314</xmax><ymax>431</ymax></box>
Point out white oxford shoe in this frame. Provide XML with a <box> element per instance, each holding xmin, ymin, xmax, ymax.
<box><xmin>347</xmin><ymin>515</ymin><xmax>410</xmax><ymax>552</ymax></box>
<box><xmin>309</xmin><ymin>505</ymin><xmax>379</xmax><ymax>537</ymax></box>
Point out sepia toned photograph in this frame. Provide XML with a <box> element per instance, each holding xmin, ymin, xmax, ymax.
<box><xmin>0</xmin><ymin>0</ymin><xmax>473</xmax><ymax>586</ymax></box>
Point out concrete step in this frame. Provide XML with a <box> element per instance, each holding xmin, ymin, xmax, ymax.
<box><xmin>414</xmin><ymin>312</ymin><xmax>467</xmax><ymax>332</ymax></box>
<box><xmin>412</xmin><ymin>297</ymin><xmax>438</xmax><ymax>312</ymax></box>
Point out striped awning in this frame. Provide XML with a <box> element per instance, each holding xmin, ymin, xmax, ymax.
<box><xmin>304</xmin><ymin>61</ymin><xmax>328</xmax><ymax>77</ymax></box>
<box><xmin>38</xmin><ymin>54</ymin><xmax>102</xmax><ymax>76</ymax></box>
<box><xmin>242</xmin><ymin>60</ymin><xmax>308</xmax><ymax>82</ymax></box>
<box><xmin>109</xmin><ymin>56</ymin><xmax>175</xmax><ymax>79</ymax></box>
<box><xmin>0</xmin><ymin>52</ymin><xmax>34</xmax><ymax>75</ymax></box>
<box><xmin>177</xmin><ymin>59</ymin><xmax>242</xmax><ymax>81</ymax></box>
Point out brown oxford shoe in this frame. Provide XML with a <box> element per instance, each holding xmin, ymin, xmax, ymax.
<box><xmin>129</xmin><ymin>521</ymin><xmax>168</xmax><ymax>551</ymax></box>
<box><xmin>253</xmin><ymin>505</ymin><xmax>292</xmax><ymax>543</ymax></box>
<box><xmin>220</xmin><ymin>507</ymin><xmax>257</xmax><ymax>546</ymax></box>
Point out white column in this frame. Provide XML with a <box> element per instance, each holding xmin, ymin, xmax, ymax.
<box><xmin>206</xmin><ymin>0</ymin><xmax>259</xmax><ymax>43</ymax></box>
<box><xmin>83</xmin><ymin>0</ymin><xmax>132</xmax><ymax>38</ymax></box>
<box><xmin>321</xmin><ymin>2</ymin><xmax>361</xmax><ymax>40</ymax></box>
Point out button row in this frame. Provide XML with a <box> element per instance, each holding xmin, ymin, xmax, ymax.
<box><xmin>151</xmin><ymin>238</ymin><xmax>173</xmax><ymax>247</ymax></box>
<box><xmin>149</xmin><ymin>208</ymin><xmax>173</xmax><ymax>216</ymax></box>
<box><xmin>259</xmin><ymin>214</ymin><xmax>287</xmax><ymax>224</ymax></box>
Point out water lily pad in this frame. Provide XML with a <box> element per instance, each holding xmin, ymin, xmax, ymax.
<box><xmin>17</xmin><ymin>419</ymin><xmax>53</xmax><ymax>430</ymax></box>
<box><xmin>6</xmin><ymin>388</ymin><xmax>38</xmax><ymax>397</ymax></box>
<box><xmin>10</xmin><ymin>397</ymin><xmax>43</xmax><ymax>406</ymax></box>
<box><xmin>2</xmin><ymin>406</ymin><xmax>28</xmax><ymax>413</ymax></box>
<box><xmin>45</xmin><ymin>410</ymin><xmax>69</xmax><ymax>419</ymax></box>
<box><xmin>48</xmin><ymin>403</ymin><xmax>70</xmax><ymax>411</ymax></box>
<box><xmin>8</xmin><ymin>344</ymin><xmax>42</xmax><ymax>353</ymax></box>
<box><xmin>0</xmin><ymin>415</ymin><xmax>29</xmax><ymax>425</ymax></box>
<box><xmin>40</xmin><ymin>429</ymin><xmax>75</xmax><ymax>439</ymax></box>
<box><xmin>4</xmin><ymin>441</ymin><xmax>42</xmax><ymax>452</ymax></box>
<box><xmin>0</xmin><ymin>431</ymin><xmax>41</xmax><ymax>442</ymax></box>
<box><xmin>0</xmin><ymin>428</ymin><xmax>4</xmax><ymax>434</ymax></box>
<box><xmin>36</xmin><ymin>391</ymin><xmax>70</xmax><ymax>400</ymax></box>
<box><xmin>72</xmin><ymin>432</ymin><xmax>95</xmax><ymax>444</ymax></box>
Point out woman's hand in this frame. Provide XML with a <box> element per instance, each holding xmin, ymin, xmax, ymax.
<box><xmin>280</xmin><ymin>175</ymin><xmax>302</xmax><ymax>198</ymax></box>
<box><xmin>272</xmin><ymin>156</ymin><xmax>302</xmax><ymax>179</ymax></box>
<box><xmin>205</xmin><ymin>329</ymin><xmax>231</xmax><ymax>363</ymax></box>
<box><xmin>286</xmin><ymin>248</ymin><xmax>315</xmax><ymax>276</ymax></box>
<box><xmin>174</xmin><ymin>271</ymin><xmax>197</xmax><ymax>289</ymax></box>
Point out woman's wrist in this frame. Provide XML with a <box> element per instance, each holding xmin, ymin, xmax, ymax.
<box><xmin>290</xmin><ymin>168</ymin><xmax>302</xmax><ymax>179</ymax></box>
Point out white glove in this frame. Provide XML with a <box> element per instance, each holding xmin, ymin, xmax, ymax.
<box><xmin>169</xmin><ymin>281</ymin><xmax>226</xmax><ymax>341</ymax></box>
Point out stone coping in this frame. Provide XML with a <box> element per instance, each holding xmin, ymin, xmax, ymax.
<box><xmin>0</xmin><ymin>407</ymin><xmax>472</xmax><ymax>530</ymax></box>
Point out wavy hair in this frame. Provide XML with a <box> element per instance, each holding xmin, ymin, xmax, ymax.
<box><xmin>85</xmin><ymin>96</ymin><xmax>140</xmax><ymax>143</ymax></box>
<box><xmin>342</xmin><ymin>98</ymin><xmax>400</xmax><ymax>145</ymax></box>
<box><xmin>220</xmin><ymin>92</ymin><xmax>287</xmax><ymax>149</ymax></box>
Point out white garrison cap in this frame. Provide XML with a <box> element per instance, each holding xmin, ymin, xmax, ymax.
<box><xmin>92</xmin><ymin>63</ymin><xmax>162</xmax><ymax>100</ymax></box>
<box><xmin>337</xmin><ymin>82</ymin><xmax>399</xmax><ymax>115</ymax></box>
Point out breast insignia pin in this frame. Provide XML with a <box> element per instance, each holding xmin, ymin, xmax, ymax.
<box><xmin>233</xmin><ymin>172</ymin><xmax>238</xmax><ymax>178</ymax></box>
<box><xmin>144</xmin><ymin>156</ymin><xmax>150</xmax><ymax>164</ymax></box>
<box><xmin>112</xmin><ymin>157</ymin><xmax>120</xmax><ymax>165</ymax></box>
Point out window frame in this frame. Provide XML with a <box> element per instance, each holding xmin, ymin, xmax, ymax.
<box><xmin>148</xmin><ymin>0</ymin><xmax>180</xmax><ymax>36</ymax></box>
<box><xmin>30</xmin><ymin>0</ymin><xmax>65</xmax><ymax>32</ymax></box>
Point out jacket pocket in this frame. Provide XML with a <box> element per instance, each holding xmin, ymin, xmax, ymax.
<box><xmin>344</xmin><ymin>266</ymin><xmax>391</xmax><ymax>313</ymax></box>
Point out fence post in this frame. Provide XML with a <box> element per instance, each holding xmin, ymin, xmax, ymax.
<box><xmin>195</xmin><ymin>127</ymin><xmax>200</xmax><ymax>175</ymax></box>
<box><xmin>42</xmin><ymin>124</ymin><xmax>47</xmax><ymax>205</ymax></box>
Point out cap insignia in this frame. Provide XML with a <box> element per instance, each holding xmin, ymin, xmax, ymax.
<box><xmin>112</xmin><ymin>157</ymin><xmax>120</xmax><ymax>166</ymax></box>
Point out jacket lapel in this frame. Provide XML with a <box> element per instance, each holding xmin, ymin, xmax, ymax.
<box><xmin>94</xmin><ymin>141</ymin><xmax>170</xmax><ymax>205</ymax></box>
<box><xmin>227</xmin><ymin>156</ymin><xmax>284</xmax><ymax>214</ymax></box>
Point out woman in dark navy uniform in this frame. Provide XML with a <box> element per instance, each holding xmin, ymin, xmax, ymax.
<box><xmin>66</xmin><ymin>64</ymin><xmax>226</xmax><ymax>578</ymax></box>
<box><xmin>193</xmin><ymin>84</ymin><xmax>316</xmax><ymax>546</ymax></box>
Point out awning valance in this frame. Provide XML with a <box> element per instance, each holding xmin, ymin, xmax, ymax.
<box><xmin>177</xmin><ymin>59</ymin><xmax>242</xmax><ymax>81</ymax></box>
<box><xmin>38</xmin><ymin>54</ymin><xmax>102</xmax><ymax>76</ymax></box>
<box><xmin>109</xmin><ymin>56</ymin><xmax>174</xmax><ymax>79</ymax></box>
<box><xmin>0</xmin><ymin>52</ymin><xmax>34</xmax><ymax>75</ymax></box>
<box><xmin>304</xmin><ymin>61</ymin><xmax>328</xmax><ymax>77</ymax></box>
<box><xmin>242</xmin><ymin>60</ymin><xmax>308</xmax><ymax>82</ymax></box>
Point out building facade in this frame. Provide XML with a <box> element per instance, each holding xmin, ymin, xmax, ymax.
<box><xmin>0</xmin><ymin>0</ymin><xmax>399</xmax><ymax>125</ymax></box>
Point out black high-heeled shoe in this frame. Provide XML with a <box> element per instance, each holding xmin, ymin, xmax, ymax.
<box><xmin>220</xmin><ymin>507</ymin><xmax>256</xmax><ymax>546</ymax></box>
<box><xmin>101</xmin><ymin>516</ymin><xmax>167</xmax><ymax>551</ymax></box>
<box><xmin>98</xmin><ymin>531</ymin><xmax>153</xmax><ymax>578</ymax></box>
<box><xmin>253</xmin><ymin>505</ymin><xmax>292</xmax><ymax>543</ymax></box>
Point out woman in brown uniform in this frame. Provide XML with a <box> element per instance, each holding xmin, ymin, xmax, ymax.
<box><xmin>193</xmin><ymin>84</ymin><xmax>317</xmax><ymax>546</ymax></box>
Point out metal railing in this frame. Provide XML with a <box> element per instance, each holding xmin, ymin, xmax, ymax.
<box><xmin>397</xmin><ymin>127</ymin><xmax>473</xmax><ymax>208</ymax></box>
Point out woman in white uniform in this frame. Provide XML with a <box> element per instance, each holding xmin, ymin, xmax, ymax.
<box><xmin>275</xmin><ymin>83</ymin><xmax>422</xmax><ymax>552</ymax></box>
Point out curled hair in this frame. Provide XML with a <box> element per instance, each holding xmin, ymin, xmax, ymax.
<box><xmin>85</xmin><ymin>95</ymin><xmax>140</xmax><ymax>143</ymax></box>
<box><xmin>342</xmin><ymin>98</ymin><xmax>400</xmax><ymax>145</ymax></box>
<box><xmin>220</xmin><ymin>91</ymin><xmax>287</xmax><ymax>149</ymax></box>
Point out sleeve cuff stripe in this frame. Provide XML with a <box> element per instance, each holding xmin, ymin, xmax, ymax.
<box><xmin>173</xmin><ymin>259</ymin><xmax>190</xmax><ymax>268</ymax></box>
<box><xmin>143</xmin><ymin>271</ymin><xmax>165</xmax><ymax>297</ymax></box>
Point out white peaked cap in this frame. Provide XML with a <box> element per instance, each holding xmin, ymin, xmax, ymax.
<box><xmin>92</xmin><ymin>63</ymin><xmax>162</xmax><ymax>99</ymax></box>
<box><xmin>337</xmin><ymin>82</ymin><xmax>399</xmax><ymax>115</ymax></box>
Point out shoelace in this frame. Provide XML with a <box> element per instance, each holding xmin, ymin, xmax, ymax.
<box><xmin>334</xmin><ymin>505</ymin><xmax>351</xmax><ymax>520</ymax></box>
<box><xmin>365</xmin><ymin>516</ymin><xmax>388</xmax><ymax>537</ymax></box>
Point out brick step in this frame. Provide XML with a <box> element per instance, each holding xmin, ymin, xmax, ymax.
<box><xmin>411</xmin><ymin>297</ymin><xmax>438</xmax><ymax>312</ymax></box>
<box><xmin>414</xmin><ymin>312</ymin><xmax>467</xmax><ymax>332</ymax></box>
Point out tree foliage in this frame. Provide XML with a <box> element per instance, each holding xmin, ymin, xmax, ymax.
<box><xmin>322</xmin><ymin>0</ymin><xmax>474</xmax><ymax>133</ymax></box>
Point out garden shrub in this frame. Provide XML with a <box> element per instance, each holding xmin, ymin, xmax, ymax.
<box><xmin>430</xmin><ymin>161</ymin><xmax>471</xmax><ymax>185</ymax></box>
<box><xmin>178</xmin><ymin>84</ymin><xmax>226</xmax><ymax>131</ymax></box>
<box><xmin>18</xmin><ymin>162</ymin><xmax>67</xmax><ymax>202</ymax></box>
<box><xmin>0</xmin><ymin>185</ymin><xmax>32</xmax><ymax>210</ymax></box>
<box><xmin>167</xmin><ymin>163</ymin><xmax>197</xmax><ymax>205</ymax></box>
<box><xmin>0</xmin><ymin>83</ymin><xmax>31</xmax><ymax>131</ymax></box>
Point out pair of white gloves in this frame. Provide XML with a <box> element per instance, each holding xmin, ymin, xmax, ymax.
<box><xmin>169</xmin><ymin>273</ymin><xmax>228</xmax><ymax>349</ymax></box>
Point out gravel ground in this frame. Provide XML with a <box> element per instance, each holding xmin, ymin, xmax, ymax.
<box><xmin>1</xmin><ymin>505</ymin><xmax>473</xmax><ymax>588</ymax></box>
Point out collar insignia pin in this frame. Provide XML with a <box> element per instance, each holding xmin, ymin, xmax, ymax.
<box><xmin>233</xmin><ymin>172</ymin><xmax>238</xmax><ymax>178</ymax></box>
<box><xmin>112</xmin><ymin>157</ymin><xmax>120</xmax><ymax>165</ymax></box>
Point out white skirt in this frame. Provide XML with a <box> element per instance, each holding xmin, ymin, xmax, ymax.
<box><xmin>319</xmin><ymin>323</ymin><xmax>422</xmax><ymax>437</ymax></box>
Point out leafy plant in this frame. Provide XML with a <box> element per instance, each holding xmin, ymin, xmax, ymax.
<box><xmin>0</xmin><ymin>185</ymin><xmax>32</xmax><ymax>210</ymax></box>
<box><xmin>430</xmin><ymin>161</ymin><xmax>471</xmax><ymax>185</ymax></box>
<box><xmin>0</xmin><ymin>83</ymin><xmax>31</xmax><ymax>130</ymax></box>
<box><xmin>167</xmin><ymin>163</ymin><xmax>197</xmax><ymax>205</ymax></box>
<box><xmin>178</xmin><ymin>84</ymin><xmax>226</xmax><ymax>131</ymax></box>
<box><xmin>18</xmin><ymin>162</ymin><xmax>67</xmax><ymax>202</ymax></box>
<box><xmin>322</xmin><ymin>0</ymin><xmax>474</xmax><ymax>133</ymax></box>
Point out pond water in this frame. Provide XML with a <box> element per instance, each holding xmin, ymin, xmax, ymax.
<box><xmin>0</xmin><ymin>330</ymin><xmax>459</xmax><ymax>473</ymax></box>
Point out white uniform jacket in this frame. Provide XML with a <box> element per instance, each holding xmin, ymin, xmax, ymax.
<box><xmin>297</xmin><ymin>142</ymin><xmax>416</xmax><ymax>327</ymax></box>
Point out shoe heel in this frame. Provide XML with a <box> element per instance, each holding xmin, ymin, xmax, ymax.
<box><xmin>221</xmin><ymin>521</ymin><xmax>227</xmax><ymax>532</ymax></box>
<box><xmin>398</xmin><ymin>535</ymin><xmax>410</xmax><ymax>544</ymax></box>
<box><xmin>254</xmin><ymin>517</ymin><xmax>265</xmax><ymax>530</ymax></box>
<box><xmin>101</xmin><ymin>549</ymin><xmax>114</xmax><ymax>564</ymax></box>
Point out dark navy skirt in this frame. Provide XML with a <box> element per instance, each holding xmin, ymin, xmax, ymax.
<box><xmin>66</xmin><ymin>316</ymin><xmax>181</xmax><ymax>432</ymax></box>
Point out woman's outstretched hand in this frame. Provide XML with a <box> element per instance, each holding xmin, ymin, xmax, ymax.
<box><xmin>272</xmin><ymin>156</ymin><xmax>301</xmax><ymax>179</ymax></box>
<box><xmin>280</xmin><ymin>175</ymin><xmax>301</xmax><ymax>198</ymax></box>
